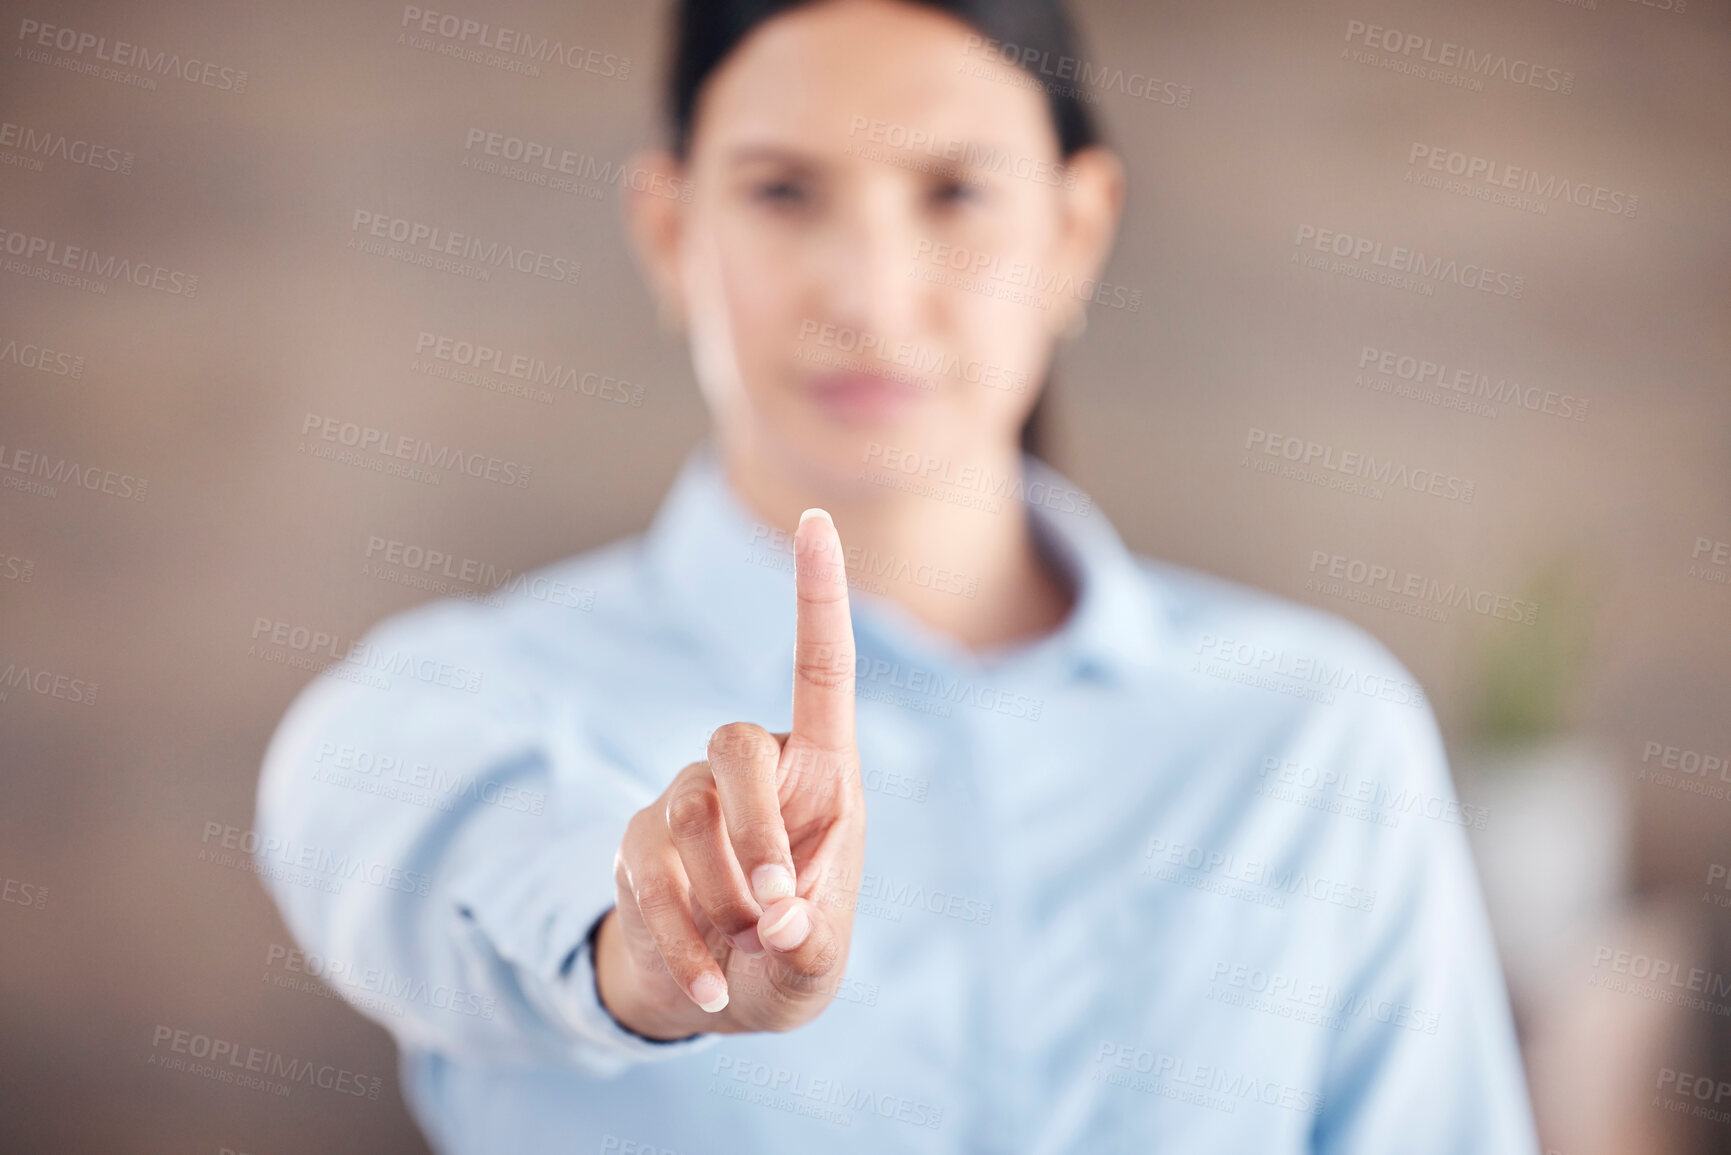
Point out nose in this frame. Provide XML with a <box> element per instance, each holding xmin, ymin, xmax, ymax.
<box><xmin>815</xmin><ymin>180</ymin><xmax>921</xmax><ymax>346</ymax></box>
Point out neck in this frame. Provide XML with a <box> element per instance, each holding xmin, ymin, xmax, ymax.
<box><xmin>721</xmin><ymin>437</ymin><xmax>1075</xmax><ymax>652</ymax></box>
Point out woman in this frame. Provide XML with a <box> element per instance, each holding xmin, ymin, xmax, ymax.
<box><xmin>257</xmin><ymin>1</ymin><xmax>1539</xmax><ymax>1150</ymax></box>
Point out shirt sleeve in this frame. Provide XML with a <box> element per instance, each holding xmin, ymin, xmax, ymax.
<box><xmin>253</xmin><ymin>599</ymin><xmax>717</xmax><ymax>1076</ymax></box>
<box><xmin>1310</xmin><ymin>688</ymin><xmax>1540</xmax><ymax>1155</ymax></box>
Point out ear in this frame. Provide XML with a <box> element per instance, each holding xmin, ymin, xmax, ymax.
<box><xmin>1049</xmin><ymin>146</ymin><xmax>1127</xmax><ymax>337</ymax></box>
<box><xmin>622</xmin><ymin>149</ymin><xmax>691</xmax><ymax>331</ymax></box>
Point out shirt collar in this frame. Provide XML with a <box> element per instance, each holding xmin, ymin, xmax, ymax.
<box><xmin>640</xmin><ymin>443</ymin><xmax>1166</xmax><ymax>693</ymax></box>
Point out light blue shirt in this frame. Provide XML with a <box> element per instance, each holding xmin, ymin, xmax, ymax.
<box><xmin>256</xmin><ymin>445</ymin><xmax>1538</xmax><ymax>1154</ymax></box>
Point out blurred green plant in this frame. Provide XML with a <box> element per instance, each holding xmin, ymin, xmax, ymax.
<box><xmin>1470</xmin><ymin>549</ymin><xmax>1597</xmax><ymax>752</ymax></box>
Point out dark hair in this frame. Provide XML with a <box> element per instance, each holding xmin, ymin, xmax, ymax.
<box><xmin>665</xmin><ymin>0</ymin><xmax>1101</xmax><ymax>461</ymax></box>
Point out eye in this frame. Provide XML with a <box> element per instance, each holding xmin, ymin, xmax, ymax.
<box><xmin>929</xmin><ymin>176</ymin><xmax>986</xmax><ymax>209</ymax></box>
<box><xmin>752</xmin><ymin>177</ymin><xmax>813</xmax><ymax>208</ymax></box>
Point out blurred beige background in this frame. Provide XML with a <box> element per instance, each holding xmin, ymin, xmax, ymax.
<box><xmin>1</xmin><ymin>0</ymin><xmax>1728</xmax><ymax>1151</ymax></box>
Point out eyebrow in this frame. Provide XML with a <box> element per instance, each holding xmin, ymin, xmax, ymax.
<box><xmin>725</xmin><ymin>140</ymin><xmax>1018</xmax><ymax>178</ymax></box>
<box><xmin>724</xmin><ymin>144</ymin><xmax>822</xmax><ymax>168</ymax></box>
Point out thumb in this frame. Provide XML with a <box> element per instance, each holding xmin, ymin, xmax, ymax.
<box><xmin>756</xmin><ymin>895</ymin><xmax>844</xmax><ymax>997</ymax></box>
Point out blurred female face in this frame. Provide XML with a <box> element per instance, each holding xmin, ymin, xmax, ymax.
<box><xmin>630</xmin><ymin>0</ymin><xmax>1123</xmax><ymax>499</ymax></box>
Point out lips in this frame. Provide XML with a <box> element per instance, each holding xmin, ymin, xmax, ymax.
<box><xmin>806</xmin><ymin>371</ymin><xmax>932</xmax><ymax>423</ymax></box>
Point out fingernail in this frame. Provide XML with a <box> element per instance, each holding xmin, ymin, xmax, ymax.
<box><xmin>730</xmin><ymin>927</ymin><xmax>765</xmax><ymax>956</ymax></box>
<box><xmin>752</xmin><ymin>863</ymin><xmax>796</xmax><ymax>904</ymax></box>
<box><xmin>760</xmin><ymin>902</ymin><xmax>811</xmax><ymax>951</ymax></box>
<box><xmin>799</xmin><ymin>508</ymin><xmax>832</xmax><ymax>529</ymax></box>
<box><xmin>690</xmin><ymin>972</ymin><xmax>729</xmax><ymax>1013</ymax></box>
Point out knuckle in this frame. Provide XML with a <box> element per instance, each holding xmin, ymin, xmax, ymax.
<box><xmin>708</xmin><ymin>722</ymin><xmax>779</xmax><ymax>771</ymax></box>
<box><xmin>794</xmin><ymin>647</ymin><xmax>854</xmax><ymax>691</ymax></box>
<box><xmin>787</xmin><ymin>929</ymin><xmax>842</xmax><ymax>979</ymax></box>
<box><xmin>632</xmin><ymin>876</ymin><xmax>688</xmax><ymax>923</ymax></box>
<box><xmin>625</xmin><ymin>802</ymin><xmax>669</xmax><ymax>849</ymax></box>
<box><xmin>705</xmin><ymin>897</ymin><xmax>760</xmax><ymax>935</ymax></box>
<box><xmin>661</xmin><ymin>937</ymin><xmax>708</xmax><ymax>973</ymax></box>
<box><xmin>665</xmin><ymin>786</ymin><xmax>721</xmax><ymax>842</ymax></box>
<box><xmin>731</xmin><ymin>815</ymin><xmax>785</xmax><ymax>855</ymax></box>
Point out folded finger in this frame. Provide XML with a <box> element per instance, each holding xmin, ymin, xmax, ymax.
<box><xmin>665</xmin><ymin>761</ymin><xmax>764</xmax><ymax>949</ymax></box>
<box><xmin>707</xmin><ymin>723</ymin><xmax>796</xmax><ymax>907</ymax></box>
<box><xmin>619</xmin><ymin>807</ymin><xmax>730</xmax><ymax>1014</ymax></box>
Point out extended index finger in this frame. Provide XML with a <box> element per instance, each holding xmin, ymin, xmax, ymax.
<box><xmin>790</xmin><ymin>508</ymin><xmax>855</xmax><ymax>752</ymax></box>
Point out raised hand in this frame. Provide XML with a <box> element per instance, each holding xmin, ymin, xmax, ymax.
<box><xmin>595</xmin><ymin>508</ymin><xmax>868</xmax><ymax>1039</ymax></box>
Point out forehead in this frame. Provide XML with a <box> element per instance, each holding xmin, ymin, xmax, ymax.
<box><xmin>690</xmin><ymin>0</ymin><xmax>1058</xmax><ymax>161</ymax></box>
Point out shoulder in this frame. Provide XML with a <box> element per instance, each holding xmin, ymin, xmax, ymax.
<box><xmin>1137</xmin><ymin>555</ymin><xmax>1420</xmax><ymax>688</ymax></box>
<box><xmin>1130</xmin><ymin>554</ymin><xmax>1448</xmax><ymax>789</ymax></box>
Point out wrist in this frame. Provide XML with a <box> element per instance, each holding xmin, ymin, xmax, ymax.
<box><xmin>593</xmin><ymin>908</ymin><xmax>707</xmax><ymax>1042</ymax></box>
